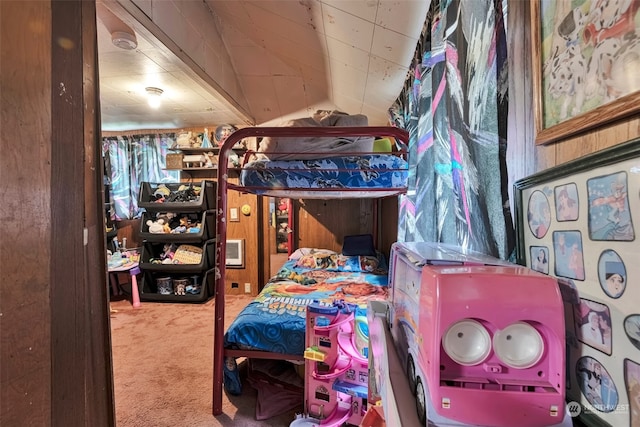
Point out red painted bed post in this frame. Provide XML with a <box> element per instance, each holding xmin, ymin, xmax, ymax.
<box><xmin>212</xmin><ymin>129</ymin><xmax>244</xmax><ymax>416</ymax></box>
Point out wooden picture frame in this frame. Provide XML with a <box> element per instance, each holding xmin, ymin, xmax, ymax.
<box><xmin>514</xmin><ymin>138</ymin><xmax>640</xmax><ymax>425</ymax></box>
<box><xmin>531</xmin><ymin>1</ymin><xmax>640</xmax><ymax>145</ymax></box>
<box><xmin>225</xmin><ymin>239</ymin><xmax>244</xmax><ymax>268</ymax></box>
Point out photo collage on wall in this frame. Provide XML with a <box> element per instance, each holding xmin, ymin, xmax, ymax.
<box><xmin>517</xmin><ymin>141</ymin><xmax>640</xmax><ymax>426</ymax></box>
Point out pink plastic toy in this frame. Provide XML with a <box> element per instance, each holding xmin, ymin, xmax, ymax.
<box><xmin>302</xmin><ymin>301</ymin><xmax>369</xmax><ymax>427</ymax></box>
<box><xmin>387</xmin><ymin>242</ymin><xmax>573</xmax><ymax>427</ymax></box>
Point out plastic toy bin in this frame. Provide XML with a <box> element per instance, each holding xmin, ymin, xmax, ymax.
<box><xmin>138</xmin><ymin>180</ymin><xmax>216</xmax><ymax>212</ymax></box>
<box><xmin>138</xmin><ymin>239</ymin><xmax>215</xmax><ymax>273</ymax></box>
<box><xmin>139</xmin><ymin>269</ymin><xmax>214</xmax><ymax>303</ymax></box>
<box><xmin>139</xmin><ymin>210</ymin><xmax>215</xmax><ymax>243</ymax></box>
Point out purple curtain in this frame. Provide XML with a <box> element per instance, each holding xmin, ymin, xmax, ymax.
<box><xmin>103</xmin><ymin>134</ymin><xmax>179</xmax><ymax>220</ymax></box>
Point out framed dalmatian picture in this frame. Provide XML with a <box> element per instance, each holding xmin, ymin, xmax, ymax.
<box><xmin>515</xmin><ymin>138</ymin><xmax>640</xmax><ymax>426</ymax></box>
<box><xmin>530</xmin><ymin>0</ymin><xmax>640</xmax><ymax>145</ymax></box>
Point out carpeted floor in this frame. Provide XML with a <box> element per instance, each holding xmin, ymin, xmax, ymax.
<box><xmin>110</xmin><ymin>295</ymin><xmax>301</xmax><ymax>427</ymax></box>
<box><xmin>110</xmin><ymin>295</ymin><xmax>592</xmax><ymax>427</ymax></box>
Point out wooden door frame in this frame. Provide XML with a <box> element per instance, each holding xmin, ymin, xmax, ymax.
<box><xmin>51</xmin><ymin>1</ymin><xmax>115</xmax><ymax>424</ymax></box>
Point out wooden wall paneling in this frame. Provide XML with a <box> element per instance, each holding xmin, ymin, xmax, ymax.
<box><xmin>1</xmin><ymin>1</ymin><xmax>113</xmax><ymax>425</ymax></box>
<box><xmin>507</xmin><ymin>0</ymin><xmax>639</xmax><ymax>214</ymax></box>
<box><xmin>1</xmin><ymin>1</ymin><xmax>53</xmax><ymax>425</ymax></box>
<box><xmin>294</xmin><ymin>199</ymin><xmax>375</xmax><ymax>252</ymax></box>
<box><xmin>553</xmin><ymin>118</ymin><xmax>640</xmax><ymax>166</ymax></box>
<box><xmin>506</xmin><ymin>0</ymin><xmax>538</xmax><ymax>215</ymax></box>
<box><xmin>508</xmin><ymin>2</ymin><xmax>640</xmax><ymax>181</ymax></box>
<box><xmin>115</xmin><ymin>219</ymin><xmax>143</xmax><ymax>249</ymax></box>
<box><xmin>378</xmin><ymin>197</ymin><xmax>399</xmax><ymax>258</ymax></box>
<box><xmin>262</xmin><ymin>197</ymin><xmax>275</xmax><ymax>285</ymax></box>
<box><xmin>225</xmin><ymin>187</ymin><xmax>260</xmax><ymax>296</ymax></box>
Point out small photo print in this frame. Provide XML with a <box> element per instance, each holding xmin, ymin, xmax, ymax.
<box><xmin>574</xmin><ymin>299</ymin><xmax>612</xmax><ymax>355</ymax></box>
<box><xmin>597</xmin><ymin>250</ymin><xmax>627</xmax><ymax>299</ymax></box>
<box><xmin>530</xmin><ymin>246</ymin><xmax>549</xmax><ymax>274</ymax></box>
<box><xmin>587</xmin><ymin>171</ymin><xmax>635</xmax><ymax>241</ymax></box>
<box><xmin>554</xmin><ymin>183</ymin><xmax>579</xmax><ymax>221</ymax></box>
<box><xmin>624</xmin><ymin>359</ymin><xmax>640</xmax><ymax>427</ymax></box>
<box><xmin>625</xmin><ymin>315</ymin><xmax>640</xmax><ymax>351</ymax></box>
<box><xmin>553</xmin><ymin>231</ymin><xmax>585</xmax><ymax>280</ymax></box>
<box><xmin>576</xmin><ymin>356</ymin><xmax>618</xmax><ymax>412</ymax></box>
<box><xmin>527</xmin><ymin>190</ymin><xmax>551</xmax><ymax>239</ymax></box>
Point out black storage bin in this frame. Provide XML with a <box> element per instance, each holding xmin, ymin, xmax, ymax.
<box><xmin>139</xmin><ymin>269</ymin><xmax>214</xmax><ymax>303</ymax></box>
<box><xmin>140</xmin><ymin>210</ymin><xmax>215</xmax><ymax>243</ymax></box>
<box><xmin>138</xmin><ymin>180</ymin><xmax>216</xmax><ymax>212</ymax></box>
<box><xmin>139</xmin><ymin>239</ymin><xmax>215</xmax><ymax>273</ymax></box>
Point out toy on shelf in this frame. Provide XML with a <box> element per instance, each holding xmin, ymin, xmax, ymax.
<box><xmin>297</xmin><ymin>301</ymin><xmax>369</xmax><ymax>427</ymax></box>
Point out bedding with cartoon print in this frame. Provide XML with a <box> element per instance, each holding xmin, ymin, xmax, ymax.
<box><xmin>239</xmin><ymin>154</ymin><xmax>408</xmax><ymax>198</ymax></box>
<box><xmin>223</xmin><ymin>248</ymin><xmax>389</xmax><ymax>356</ymax></box>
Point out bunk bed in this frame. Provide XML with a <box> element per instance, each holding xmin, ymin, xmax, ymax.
<box><xmin>212</xmin><ymin>125</ymin><xmax>410</xmax><ymax>416</ymax></box>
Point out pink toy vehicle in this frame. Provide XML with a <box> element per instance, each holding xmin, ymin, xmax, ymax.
<box><xmin>387</xmin><ymin>242</ymin><xmax>573</xmax><ymax>427</ymax></box>
<box><xmin>301</xmin><ymin>301</ymin><xmax>369</xmax><ymax>427</ymax></box>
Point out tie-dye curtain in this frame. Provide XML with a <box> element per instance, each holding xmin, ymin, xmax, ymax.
<box><xmin>103</xmin><ymin>134</ymin><xmax>179</xmax><ymax>220</ymax></box>
<box><xmin>392</xmin><ymin>0</ymin><xmax>514</xmax><ymax>259</ymax></box>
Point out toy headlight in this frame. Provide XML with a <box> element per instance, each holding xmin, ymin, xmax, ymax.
<box><xmin>442</xmin><ymin>319</ymin><xmax>491</xmax><ymax>366</ymax></box>
<box><xmin>493</xmin><ymin>322</ymin><xmax>544</xmax><ymax>369</ymax></box>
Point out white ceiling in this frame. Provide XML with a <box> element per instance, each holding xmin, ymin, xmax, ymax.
<box><xmin>97</xmin><ymin>0</ymin><xmax>429</xmax><ymax>132</ymax></box>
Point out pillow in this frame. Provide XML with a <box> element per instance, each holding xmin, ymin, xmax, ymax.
<box><xmin>293</xmin><ymin>252</ymin><xmax>384</xmax><ymax>273</ymax></box>
<box><xmin>288</xmin><ymin>247</ymin><xmax>337</xmax><ymax>261</ymax></box>
<box><xmin>257</xmin><ymin>113</ymin><xmax>374</xmax><ymax>161</ymax></box>
<box><xmin>294</xmin><ymin>252</ymin><xmax>340</xmax><ymax>270</ymax></box>
<box><xmin>342</xmin><ymin>234</ymin><xmax>376</xmax><ymax>257</ymax></box>
<box><xmin>335</xmin><ymin>254</ymin><xmax>381</xmax><ymax>272</ymax></box>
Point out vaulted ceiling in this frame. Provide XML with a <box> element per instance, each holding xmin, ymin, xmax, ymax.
<box><xmin>97</xmin><ymin>0</ymin><xmax>429</xmax><ymax>132</ymax></box>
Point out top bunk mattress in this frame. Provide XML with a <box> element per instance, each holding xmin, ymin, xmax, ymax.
<box><xmin>238</xmin><ymin>154</ymin><xmax>408</xmax><ymax>198</ymax></box>
<box><xmin>224</xmin><ymin>249</ymin><xmax>389</xmax><ymax>356</ymax></box>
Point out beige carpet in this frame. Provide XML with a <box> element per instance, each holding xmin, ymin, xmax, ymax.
<box><xmin>110</xmin><ymin>295</ymin><xmax>301</xmax><ymax>426</ymax></box>
<box><xmin>110</xmin><ymin>293</ymin><xmax>589</xmax><ymax>427</ymax></box>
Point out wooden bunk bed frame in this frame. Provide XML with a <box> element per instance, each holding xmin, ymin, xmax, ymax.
<box><xmin>212</xmin><ymin>126</ymin><xmax>410</xmax><ymax>415</ymax></box>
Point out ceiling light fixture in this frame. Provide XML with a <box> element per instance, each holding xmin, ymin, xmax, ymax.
<box><xmin>111</xmin><ymin>31</ymin><xmax>138</xmax><ymax>50</ymax></box>
<box><xmin>145</xmin><ymin>87</ymin><xmax>163</xmax><ymax>109</ymax></box>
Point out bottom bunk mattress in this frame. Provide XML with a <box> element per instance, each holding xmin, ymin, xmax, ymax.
<box><xmin>224</xmin><ymin>248</ymin><xmax>389</xmax><ymax>356</ymax></box>
<box><xmin>239</xmin><ymin>154</ymin><xmax>408</xmax><ymax>198</ymax></box>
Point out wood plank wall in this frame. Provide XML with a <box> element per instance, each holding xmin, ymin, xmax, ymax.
<box><xmin>223</xmin><ymin>186</ymin><xmax>261</xmax><ymax>296</ymax></box>
<box><xmin>1</xmin><ymin>1</ymin><xmax>114</xmax><ymax>425</ymax></box>
<box><xmin>506</xmin><ymin>0</ymin><xmax>640</xmax><ymax>198</ymax></box>
<box><xmin>294</xmin><ymin>199</ymin><xmax>377</xmax><ymax>252</ymax></box>
<box><xmin>1</xmin><ymin>2</ymin><xmax>53</xmax><ymax>424</ymax></box>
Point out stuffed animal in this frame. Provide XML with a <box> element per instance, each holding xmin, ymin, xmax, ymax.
<box><xmin>277</xmin><ymin>199</ymin><xmax>288</xmax><ymax>215</ymax></box>
<box><xmin>204</xmin><ymin>152</ymin><xmax>216</xmax><ymax>168</ymax></box>
<box><xmin>277</xmin><ymin>222</ymin><xmax>289</xmax><ymax>237</ymax></box>
<box><xmin>151</xmin><ymin>212</ymin><xmax>176</xmax><ymax>233</ymax></box>
<box><xmin>171</xmin><ymin>225</ymin><xmax>187</xmax><ymax>234</ymax></box>
<box><xmin>151</xmin><ymin>184</ymin><xmax>171</xmax><ymax>202</ymax></box>
<box><xmin>160</xmin><ymin>243</ymin><xmax>177</xmax><ymax>264</ymax></box>
<box><xmin>146</xmin><ymin>218</ymin><xmax>166</xmax><ymax>233</ymax></box>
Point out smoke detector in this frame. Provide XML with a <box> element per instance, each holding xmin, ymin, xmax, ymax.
<box><xmin>111</xmin><ymin>31</ymin><xmax>137</xmax><ymax>50</ymax></box>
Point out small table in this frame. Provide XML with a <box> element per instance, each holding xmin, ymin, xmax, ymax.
<box><xmin>108</xmin><ymin>260</ymin><xmax>142</xmax><ymax>308</ymax></box>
